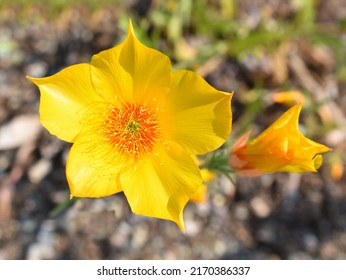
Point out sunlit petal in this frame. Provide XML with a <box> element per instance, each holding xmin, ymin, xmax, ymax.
<box><xmin>67</xmin><ymin>136</ymin><xmax>123</xmax><ymax>198</ymax></box>
<box><xmin>121</xmin><ymin>143</ymin><xmax>202</xmax><ymax>231</ymax></box>
<box><xmin>27</xmin><ymin>64</ymin><xmax>103</xmax><ymax>142</ymax></box>
<box><xmin>167</xmin><ymin>70</ymin><xmax>232</xmax><ymax>154</ymax></box>
<box><xmin>91</xmin><ymin>21</ymin><xmax>171</xmax><ymax>104</ymax></box>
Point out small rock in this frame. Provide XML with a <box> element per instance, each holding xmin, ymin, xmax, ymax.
<box><xmin>28</xmin><ymin>158</ymin><xmax>52</xmax><ymax>184</ymax></box>
<box><xmin>250</xmin><ymin>197</ymin><xmax>271</xmax><ymax>218</ymax></box>
<box><xmin>0</xmin><ymin>115</ymin><xmax>41</xmax><ymax>150</ymax></box>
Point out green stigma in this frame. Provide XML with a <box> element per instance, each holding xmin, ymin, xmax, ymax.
<box><xmin>126</xmin><ymin>120</ymin><xmax>140</xmax><ymax>134</ymax></box>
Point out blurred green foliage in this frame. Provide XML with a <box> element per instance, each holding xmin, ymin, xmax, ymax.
<box><xmin>2</xmin><ymin>0</ymin><xmax>344</xmax><ymax>70</ymax></box>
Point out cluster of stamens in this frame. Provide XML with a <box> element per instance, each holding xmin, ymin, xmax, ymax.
<box><xmin>101</xmin><ymin>103</ymin><xmax>160</xmax><ymax>160</ymax></box>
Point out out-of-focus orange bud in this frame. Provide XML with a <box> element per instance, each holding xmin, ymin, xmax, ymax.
<box><xmin>190</xmin><ymin>184</ymin><xmax>208</xmax><ymax>204</ymax></box>
<box><xmin>190</xmin><ymin>157</ymin><xmax>216</xmax><ymax>204</ymax></box>
<box><xmin>272</xmin><ymin>90</ymin><xmax>305</xmax><ymax>106</ymax></box>
<box><xmin>330</xmin><ymin>158</ymin><xmax>344</xmax><ymax>181</ymax></box>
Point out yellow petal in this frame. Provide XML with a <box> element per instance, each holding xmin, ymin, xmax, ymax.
<box><xmin>166</xmin><ymin>70</ymin><xmax>232</xmax><ymax>154</ymax></box>
<box><xmin>66</xmin><ymin>136</ymin><xmax>123</xmax><ymax>198</ymax></box>
<box><xmin>120</xmin><ymin>142</ymin><xmax>202</xmax><ymax>231</ymax></box>
<box><xmin>279</xmin><ymin>157</ymin><xmax>318</xmax><ymax>172</ymax></box>
<box><xmin>252</xmin><ymin>104</ymin><xmax>302</xmax><ymax>145</ymax></box>
<box><xmin>27</xmin><ymin>64</ymin><xmax>103</xmax><ymax>142</ymax></box>
<box><xmin>241</xmin><ymin>151</ymin><xmax>290</xmax><ymax>173</ymax></box>
<box><xmin>90</xmin><ymin>42</ymin><xmax>132</xmax><ymax>104</ymax></box>
<box><xmin>90</xmin><ymin>20</ymin><xmax>171</xmax><ymax>104</ymax></box>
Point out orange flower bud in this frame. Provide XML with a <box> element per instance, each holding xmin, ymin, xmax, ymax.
<box><xmin>229</xmin><ymin>104</ymin><xmax>332</xmax><ymax>176</ymax></box>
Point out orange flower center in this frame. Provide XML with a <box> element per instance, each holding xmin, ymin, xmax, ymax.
<box><xmin>102</xmin><ymin>103</ymin><xmax>160</xmax><ymax>159</ymax></box>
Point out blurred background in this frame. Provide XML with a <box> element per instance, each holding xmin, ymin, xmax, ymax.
<box><xmin>1</xmin><ymin>0</ymin><xmax>346</xmax><ymax>260</ymax></box>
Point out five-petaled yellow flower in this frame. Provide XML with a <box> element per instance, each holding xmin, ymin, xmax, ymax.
<box><xmin>27</xmin><ymin>21</ymin><xmax>232</xmax><ymax>231</ymax></box>
<box><xmin>229</xmin><ymin>104</ymin><xmax>331</xmax><ymax>176</ymax></box>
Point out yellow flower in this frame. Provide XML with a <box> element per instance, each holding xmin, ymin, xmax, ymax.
<box><xmin>27</xmin><ymin>21</ymin><xmax>232</xmax><ymax>231</ymax></box>
<box><xmin>229</xmin><ymin>104</ymin><xmax>331</xmax><ymax>176</ymax></box>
